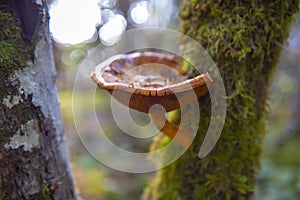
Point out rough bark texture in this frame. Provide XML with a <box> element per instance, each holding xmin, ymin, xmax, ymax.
<box><xmin>0</xmin><ymin>1</ymin><xmax>76</xmax><ymax>199</ymax></box>
<box><xmin>142</xmin><ymin>1</ymin><xmax>299</xmax><ymax>199</ymax></box>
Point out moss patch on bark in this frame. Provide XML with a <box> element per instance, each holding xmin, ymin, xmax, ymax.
<box><xmin>0</xmin><ymin>9</ymin><xmax>29</xmax><ymax>71</ymax></box>
<box><xmin>0</xmin><ymin>7</ymin><xmax>34</xmax><ymax>97</ymax></box>
<box><xmin>0</xmin><ymin>4</ymin><xmax>37</xmax><ymax>148</ymax></box>
<box><xmin>142</xmin><ymin>1</ymin><xmax>299</xmax><ymax>200</ymax></box>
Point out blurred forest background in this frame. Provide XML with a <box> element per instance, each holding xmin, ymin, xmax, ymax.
<box><xmin>48</xmin><ymin>0</ymin><xmax>300</xmax><ymax>199</ymax></box>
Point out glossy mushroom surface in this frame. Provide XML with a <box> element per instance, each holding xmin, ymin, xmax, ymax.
<box><xmin>91</xmin><ymin>52</ymin><xmax>211</xmax><ymax>113</ymax></box>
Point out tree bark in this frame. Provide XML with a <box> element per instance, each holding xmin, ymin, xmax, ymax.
<box><xmin>0</xmin><ymin>1</ymin><xmax>76</xmax><ymax>199</ymax></box>
<box><xmin>142</xmin><ymin>1</ymin><xmax>299</xmax><ymax>199</ymax></box>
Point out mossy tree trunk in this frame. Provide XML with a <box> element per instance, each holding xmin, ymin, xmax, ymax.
<box><xmin>0</xmin><ymin>1</ymin><xmax>76</xmax><ymax>199</ymax></box>
<box><xmin>143</xmin><ymin>1</ymin><xmax>299</xmax><ymax>199</ymax></box>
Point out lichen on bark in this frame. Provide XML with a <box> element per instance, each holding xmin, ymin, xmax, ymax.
<box><xmin>142</xmin><ymin>1</ymin><xmax>299</xmax><ymax>199</ymax></box>
<box><xmin>0</xmin><ymin>4</ymin><xmax>32</xmax><ymax>144</ymax></box>
<box><xmin>0</xmin><ymin>2</ymin><xmax>76</xmax><ymax>199</ymax></box>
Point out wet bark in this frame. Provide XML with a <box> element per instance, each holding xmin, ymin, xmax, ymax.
<box><xmin>0</xmin><ymin>1</ymin><xmax>76</xmax><ymax>199</ymax></box>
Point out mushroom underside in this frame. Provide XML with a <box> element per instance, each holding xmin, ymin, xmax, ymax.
<box><xmin>107</xmin><ymin>83</ymin><xmax>208</xmax><ymax>113</ymax></box>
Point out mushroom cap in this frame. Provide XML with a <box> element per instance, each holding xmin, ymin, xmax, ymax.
<box><xmin>91</xmin><ymin>52</ymin><xmax>211</xmax><ymax>113</ymax></box>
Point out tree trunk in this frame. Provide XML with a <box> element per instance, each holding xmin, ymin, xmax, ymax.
<box><xmin>142</xmin><ymin>1</ymin><xmax>299</xmax><ymax>199</ymax></box>
<box><xmin>0</xmin><ymin>1</ymin><xmax>76</xmax><ymax>199</ymax></box>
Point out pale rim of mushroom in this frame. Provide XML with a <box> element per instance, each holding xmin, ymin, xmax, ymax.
<box><xmin>91</xmin><ymin>52</ymin><xmax>213</xmax><ymax>97</ymax></box>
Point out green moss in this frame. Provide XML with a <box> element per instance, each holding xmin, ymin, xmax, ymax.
<box><xmin>0</xmin><ymin>10</ymin><xmax>29</xmax><ymax>70</ymax></box>
<box><xmin>0</xmin><ymin>6</ymin><xmax>37</xmax><ymax>143</ymax></box>
<box><xmin>143</xmin><ymin>1</ymin><xmax>299</xmax><ymax>199</ymax></box>
<box><xmin>0</xmin><ymin>8</ymin><xmax>34</xmax><ymax>97</ymax></box>
<box><xmin>42</xmin><ymin>185</ymin><xmax>51</xmax><ymax>200</ymax></box>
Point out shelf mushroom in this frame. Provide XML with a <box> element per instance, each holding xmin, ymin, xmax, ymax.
<box><xmin>91</xmin><ymin>52</ymin><xmax>212</xmax><ymax>147</ymax></box>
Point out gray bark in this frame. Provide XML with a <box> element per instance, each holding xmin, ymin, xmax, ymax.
<box><xmin>0</xmin><ymin>1</ymin><xmax>77</xmax><ymax>199</ymax></box>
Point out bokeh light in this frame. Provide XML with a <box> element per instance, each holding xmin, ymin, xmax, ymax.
<box><xmin>98</xmin><ymin>14</ymin><xmax>127</xmax><ymax>46</ymax></box>
<box><xmin>49</xmin><ymin>0</ymin><xmax>101</xmax><ymax>44</ymax></box>
<box><xmin>129</xmin><ymin>1</ymin><xmax>151</xmax><ymax>25</ymax></box>
<box><xmin>49</xmin><ymin>0</ymin><xmax>179</xmax><ymax>45</ymax></box>
<box><xmin>99</xmin><ymin>0</ymin><xmax>118</xmax><ymax>9</ymax></box>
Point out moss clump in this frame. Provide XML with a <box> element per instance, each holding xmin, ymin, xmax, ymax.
<box><xmin>0</xmin><ymin>10</ymin><xmax>29</xmax><ymax>70</ymax></box>
<box><xmin>143</xmin><ymin>1</ymin><xmax>299</xmax><ymax>200</ymax></box>
<box><xmin>42</xmin><ymin>185</ymin><xmax>51</xmax><ymax>200</ymax></box>
<box><xmin>0</xmin><ymin>7</ymin><xmax>34</xmax><ymax>98</ymax></box>
<box><xmin>0</xmin><ymin>5</ymin><xmax>37</xmax><ymax>142</ymax></box>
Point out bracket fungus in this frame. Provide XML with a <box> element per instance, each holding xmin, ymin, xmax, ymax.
<box><xmin>91</xmin><ymin>52</ymin><xmax>212</xmax><ymax>147</ymax></box>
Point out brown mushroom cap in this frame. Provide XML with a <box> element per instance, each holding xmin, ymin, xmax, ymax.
<box><xmin>91</xmin><ymin>52</ymin><xmax>211</xmax><ymax>113</ymax></box>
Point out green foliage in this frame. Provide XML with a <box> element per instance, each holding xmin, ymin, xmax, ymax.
<box><xmin>143</xmin><ymin>1</ymin><xmax>299</xmax><ymax>199</ymax></box>
<box><xmin>258</xmin><ymin>119</ymin><xmax>300</xmax><ymax>200</ymax></box>
<box><xmin>72</xmin><ymin>155</ymin><xmax>124</xmax><ymax>200</ymax></box>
